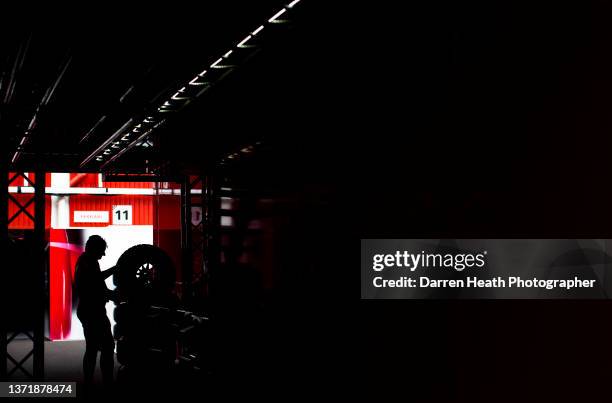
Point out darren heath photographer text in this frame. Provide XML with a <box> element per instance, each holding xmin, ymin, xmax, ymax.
<box><xmin>371</xmin><ymin>251</ymin><xmax>596</xmax><ymax>290</ymax></box>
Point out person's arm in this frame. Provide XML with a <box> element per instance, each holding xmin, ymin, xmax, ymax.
<box><xmin>101</xmin><ymin>265</ymin><xmax>118</xmax><ymax>280</ymax></box>
<box><xmin>105</xmin><ymin>287</ymin><xmax>119</xmax><ymax>303</ymax></box>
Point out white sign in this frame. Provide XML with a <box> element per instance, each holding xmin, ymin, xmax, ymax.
<box><xmin>74</xmin><ymin>211</ymin><xmax>109</xmax><ymax>223</ymax></box>
<box><xmin>112</xmin><ymin>205</ymin><xmax>133</xmax><ymax>225</ymax></box>
<box><xmin>191</xmin><ymin>206</ymin><xmax>203</xmax><ymax>226</ymax></box>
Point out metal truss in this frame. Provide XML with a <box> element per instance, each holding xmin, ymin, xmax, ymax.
<box><xmin>2</xmin><ymin>171</ymin><xmax>45</xmax><ymax>380</ymax></box>
<box><xmin>180</xmin><ymin>173</ymin><xmax>220</xmax><ymax>303</ymax></box>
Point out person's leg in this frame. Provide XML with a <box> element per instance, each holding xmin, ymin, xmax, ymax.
<box><xmin>100</xmin><ymin>317</ymin><xmax>115</xmax><ymax>386</ymax></box>
<box><xmin>84</xmin><ymin>347</ymin><xmax>97</xmax><ymax>384</ymax></box>
<box><xmin>82</xmin><ymin>322</ymin><xmax>98</xmax><ymax>385</ymax></box>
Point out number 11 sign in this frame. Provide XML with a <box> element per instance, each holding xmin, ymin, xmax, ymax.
<box><xmin>112</xmin><ymin>205</ymin><xmax>133</xmax><ymax>225</ymax></box>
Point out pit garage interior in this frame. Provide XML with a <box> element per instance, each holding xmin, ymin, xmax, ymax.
<box><xmin>7</xmin><ymin>2</ymin><xmax>612</xmax><ymax>403</ymax></box>
<box><xmin>0</xmin><ymin>1</ymin><xmax>347</xmax><ymax>399</ymax></box>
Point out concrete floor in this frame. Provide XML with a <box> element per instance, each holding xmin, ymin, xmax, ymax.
<box><xmin>6</xmin><ymin>339</ymin><xmax>204</xmax><ymax>401</ymax></box>
<box><xmin>7</xmin><ymin>339</ymin><xmax>118</xmax><ymax>383</ymax></box>
<box><xmin>6</xmin><ymin>336</ymin><xmax>281</xmax><ymax>401</ymax></box>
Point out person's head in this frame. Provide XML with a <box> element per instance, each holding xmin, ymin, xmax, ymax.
<box><xmin>85</xmin><ymin>235</ymin><xmax>107</xmax><ymax>260</ymax></box>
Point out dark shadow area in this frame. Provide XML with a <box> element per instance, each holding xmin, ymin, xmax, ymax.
<box><xmin>5</xmin><ymin>1</ymin><xmax>612</xmax><ymax>402</ymax></box>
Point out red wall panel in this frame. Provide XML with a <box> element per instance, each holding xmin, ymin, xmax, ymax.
<box><xmin>154</xmin><ymin>195</ymin><xmax>181</xmax><ymax>230</ymax></box>
<box><xmin>7</xmin><ymin>172</ymin><xmax>51</xmax><ymax>186</ymax></box>
<box><xmin>49</xmin><ymin>229</ymin><xmax>82</xmax><ymax>340</ymax></box>
<box><xmin>8</xmin><ymin>194</ymin><xmax>51</xmax><ymax>229</ymax></box>
<box><xmin>103</xmin><ymin>181</ymin><xmax>154</xmax><ymax>188</ymax></box>
<box><xmin>69</xmin><ymin>195</ymin><xmax>153</xmax><ymax>227</ymax></box>
<box><xmin>70</xmin><ymin>173</ymin><xmax>99</xmax><ymax>187</ymax></box>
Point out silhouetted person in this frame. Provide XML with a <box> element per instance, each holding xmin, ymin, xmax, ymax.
<box><xmin>74</xmin><ymin>235</ymin><xmax>117</xmax><ymax>387</ymax></box>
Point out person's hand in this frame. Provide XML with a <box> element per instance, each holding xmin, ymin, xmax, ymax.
<box><xmin>105</xmin><ymin>289</ymin><xmax>119</xmax><ymax>303</ymax></box>
<box><xmin>110</xmin><ymin>289</ymin><xmax>119</xmax><ymax>303</ymax></box>
<box><xmin>102</xmin><ymin>265</ymin><xmax>119</xmax><ymax>279</ymax></box>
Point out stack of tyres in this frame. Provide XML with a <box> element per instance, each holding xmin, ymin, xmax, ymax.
<box><xmin>112</xmin><ymin>245</ymin><xmax>177</xmax><ymax>370</ymax></box>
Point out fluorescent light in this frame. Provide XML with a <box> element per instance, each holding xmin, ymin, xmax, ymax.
<box><xmin>252</xmin><ymin>25</ymin><xmax>264</xmax><ymax>35</ymax></box>
<box><xmin>121</xmin><ymin>135</ymin><xmax>130</xmax><ymax>141</ymax></box>
<box><xmin>153</xmin><ymin>189</ymin><xmax>203</xmax><ymax>195</ymax></box>
<box><xmin>210</xmin><ymin>57</ymin><xmax>224</xmax><ymax>68</ymax></box>
<box><xmin>237</xmin><ymin>35</ymin><xmax>252</xmax><ymax>48</ymax></box>
<box><xmin>189</xmin><ymin>76</ymin><xmax>206</xmax><ymax>86</ymax></box>
<box><xmin>171</xmin><ymin>92</ymin><xmax>189</xmax><ymax>100</ymax></box>
<box><xmin>223</xmin><ymin>50</ymin><xmax>233</xmax><ymax>58</ymax></box>
<box><xmin>171</xmin><ymin>86</ymin><xmax>189</xmax><ymax>100</ymax></box>
<box><xmin>269</xmin><ymin>8</ymin><xmax>287</xmax><ymax>22</ymax></box>
<box><xmin>287</xmin><ymin>0</ymin><xmax>301</xmax><ymax>8</ymax></box>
